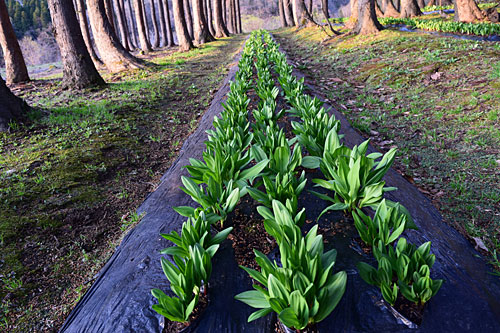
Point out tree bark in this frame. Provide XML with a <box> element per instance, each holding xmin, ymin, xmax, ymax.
<box><xmin>417</xmin><ymin>0</ymin><xmax>425</xmax><ymax>10</ymax></box>
<box><xmin>104</xmin><ymin>0</ymin><xmax>117</xmax><ymax>32</ymax></box>
<box><xmin>292</xmin><ymin>0</ymin><xmax>315</xmax><ymax>27</ymax></box>
<box><xmin>279</xmin><ymin>0</ymin><xmax>288</xmax><ymax>27</ymax></box>
<box><xmin>87</xmin><ymin>0</ymin><xmax>145</xmax><ymax>71</ymax></box>
<box><xmin>382</xmin><ymin>0</ymin><xmax>400</xmax><ymax>16</ymax></box>
<box><xmin>0</xmin><ymin>76</ymin><xmax>29</xmax><ymax>131</ymax></box>
<box><xmin>455</xmin><ymin>0</ymin><xmax>484</xmax><ymax>22</ymax></box>
<box><xmin>149</xmin><ymin>0</ymin><xmax>161</xmax><ymax>47</ymax></box>
<box><xmin>161</xmin><ymin>0</ymin><xmax>175</xmax><ymax>46</ymax></box>
<box><xmin>307</xmin><ymin>0</ymin><xmax>313</xmax><ymax>14</ymax></box>
<box><xmin>172</xmin><ymin>0</ymin><xmax>194</xmax><ymax>51</ymax></box>
<box><xmin>236</xmin><ymin>0</ymin><xmax>242</xmax><ymax>33</ymax></box>
<box><xmin>283</xmin><ymin>0</ymin><xmax>294</xmax><ymax>26</ymax></box>
<box><xmin>346</xmin><ymin>0</ymin><xmax>359</xmax><ymax>28</ymax></box>
<box><xmin>125</xmin><ymin>0</ymin><xmax>139</xmax><ymax>48</ymax></box>
<box><xmin>48</xmin><ymin>0</ymin><xmax>105</xmax><ymax>89</ymax></box>
<box><xmin>158</xmin><ymin>0</ymin><xmax>168</xmax><ymax>46</ymax></box>
<box><xmin>132</xmin><ymin>0</ymin><xmax>152</xmax><ymax>51</ymax></box>
<box><xmin>192</xmin><ymin>0</ymin><xmax>215</xmax><ymax>44</ymax></box>
<box><xmin>206</xmin><ymin>0</ymin><xmax>215</xmax><ymax>35</ymax></box>
<box><xmin>400</xmin><ymin>0</ymin><xmax>422</xmax><ymax>17</ymax></box>
<box><xmin>141</xmin><ymin>0</ymin><xmax>150</xmax><ymax>40</ymax></box>
<box><xmin>213</xmin><ymin>0</ymin><xmax>229</xmax><ymax>37</ymax></box>
<box><xmin>375</xmin><ymin>0</ymin><xmax>384</xmax><ymax>16</ymax></box>
<box><xmin>0</xmin><ymin>0</ymin><xmax>30</xmax><ymax>84</ymax></box>
<box><xmin>114</xmin><ymin>0</ymin><xmax>131</xmax><ymax>50</ymax></box>
<box><xmin>76</xmin><ymin>0</ymin><xmax>105</xmax><ymax>67</ymax></box>
<box><xmin>355</xmin><ymin>0</ymin><xmax>383</xmax><ymax>34</ymax></box>
<box><xmin>183</xmin><ymin>0</ymin><xmax>194</xmax><ymax>39</ymax></box>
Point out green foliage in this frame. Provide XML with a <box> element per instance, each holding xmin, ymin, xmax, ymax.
<box><xmin>235</xmin><ymin>201</ymin><xmax>347</xmax><ymax>330</ymax></box>
<box><xmin>6</xmin><ymin>0</ymin><xmax>51</xmax><ymax>38</ymax></box>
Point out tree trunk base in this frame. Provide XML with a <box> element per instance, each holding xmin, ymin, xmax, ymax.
<box><xmin>0</xmin><ymin>79</ymin><xmax>29</xmax><ymax>131</ymax></box>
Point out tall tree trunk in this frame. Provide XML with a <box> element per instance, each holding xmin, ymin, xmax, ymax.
<box><xmin>322</xmin><ymin>0</ymin><xmax>341</xmax><ymax>34</ymax></box>
<box><xmin>76</xmin><ymin>0</ymin><xmax>105</xmax><ymax>66</ymax></box>
<box><xmin>355</xmin><ymin>0</ymin><xmax>383</xmax><ymax>34</ymax></box>
<box><xmin>307</xmin><ymin>0</ymin><xmax>313</xmax><ymax>14</ymax></box>
<box><xmin>292</xmin><ymin>0</ymin><xmax>315</xmax><ymax>27</ymax></box>
<box><xmin>141</xmin><ymin>0</ymin><xmax>150</xmax><ymax>40</ymax></box>
<box><xmin>427</xmin><ymin>0</ymin><xmax>435</xmax><ymax>5</ymax></box>
<box><xmin>132</xmin><ymin>0</ymin><xmax>152</xmax><ymax>51</ymax></box>
<box><xmin>172</xmin><ymin>0</ymin><xmax>194</xmax><ymax>51</ymax></box>
<box><xmin>0</xmin><ymin>76</ymin><xmax>29</xmax><ymax>131</ymax></box>
<box><xmin>400</xmin><ymin>0</ymin><xmax>422</xmax><ymax>17</ymax></box>
<box><xmin>346</xmin><ymin>0</ymin><xmax>359</xmax><ymax>28</ymax></box>
<box><xmin>104</xmin><ymin>0</ymin><xmax>117</xmax><ymax>33</ymax></box>
<box><xmin>192</xmin><ymin>0</ymin><xmax>215</xmax><ymax>44</ymax></box>
<box><xmin>87</xmin><ymin>0</ymin><xmax>145</xmax><ymax>71</ymax></box>
<box><xmin>229</xmin><ymin>0</ymin><xmax>237</xmax><ymax>33</ymax></box>
<box><xmin>149</xmin><ymin>0</ymin><xmax>161</xmax><ymax>47</ymax></box>
<box><xmin>382</xmin><ymin>0</ymin><xmax>400</xmax><ymax>16</ymax></box>
<box><xmin>206</xmin><ymin>0</ymin><xmax>215</xmax><ymax>35</ymax></box>
<box><xmin>125</xmin><ymin>0</ymin><xmax>139</xmax><ymax>48</ymax></box>
<box><xmin>0</xmin><ymin>0</ymin><xmax>30</xmax><ymax>84</ymax></box>
<box><xmin>416</xmin><ymin>0</ymin><xmax>425</xmax><ymax>10</ymax></box>
<box><xmin>279</xmin><ymin>0</ymin><xmax>288</xmax><ymax>27</ymax></box>
<box><xmin>213</xmin><ymin>0</ymin><xmax>229</xmax><ymax>37</ymax></box>
<box><xmin>283</xmin><ymin>0</ymin><xmax>294</xmax><ymax>26</ymax></box>
<box><xmin>48</xmin><ymin>0</ymin><xmax>105</xmax><ymax>89</ymax></box>
<box><xmin>114</xmin><ymin>0</ymin><xmax>131</xmax><ymax>50</ymax></box>
<box><xmin>158</xmin><ymin>0</ymin><xmax>168</xmax><ymax>46</ymax></box>
<box><xmin>183</xmin><ymin>0</ymin><xmax>194</xmax><ymax>39</ymax></box>
<box><xmin>222</xmin><ymin>0</ymin><xmax>226</xmax><ymax>23</ymax></box>
<box><xmin>375</xmin><ymin>0</ymin><xmax>384</xmax><ymax>15</ymax></box>
<box><xmin>236</xmin><ymin>0</ymin><xmax>242</xmax><ymax>33</ymax></box>
<box><xmin>455</xmin><ymin>0</ymin><xmax>484</xmax><ymax>22</ymax></box>
<box><xmin>161</xmin><ymin>0</ymin><xmax>175</xmax><ymax>46</ymax></box>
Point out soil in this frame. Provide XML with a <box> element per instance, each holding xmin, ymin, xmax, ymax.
<box><xmin>393</xmin><ymin>296</ymin><xmax>424</xmax><ymax>326</ymax></box>
<box><xmin>163</xmin><ymin>290</ymin><xmax>209</xmax><ymax>333</ymax></box>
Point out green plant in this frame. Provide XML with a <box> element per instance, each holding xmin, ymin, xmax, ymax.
<box><xmin>235</xmin><ymin>201</ymin><xmax>346</xmax><ymax>330</ymax></box>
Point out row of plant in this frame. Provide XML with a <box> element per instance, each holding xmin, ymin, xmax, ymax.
<box><xmin>259</xmin><ymin>31</ymin><xmax>443</xmax><ymax>309</ymax></box>
<box><xmin>235</xmin><ymin>31</ymin><xmax>347</xmax><ymax>330</ymax></box>
<box><xmin>422</xmin><ymin>2</ymin><xmax>497</xmax><ymax>12</ymax></box>
<box><xmin>380</xmin><ymin>16</ymin><xmax>500</xmax><ymax>36</ymax></box>
<box><xmin>150</xmin><ymin>36</ymin><xmax>270</xmax><ymax>323</ymax></box>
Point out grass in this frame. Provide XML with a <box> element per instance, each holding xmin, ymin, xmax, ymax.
<box><xmin>274</xmin><ymin>26</ymin><xmax>500</xmax><ymax>271</ymax></box>
<box><xmin>0</xmin><ymin>35</ymin><xmax>246</xmax><ymax>332</ymax></box>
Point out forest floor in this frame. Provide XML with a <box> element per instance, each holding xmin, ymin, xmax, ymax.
<box><xmin>0</xmin><ymin>35</ymin><xmax>245</xmax><ymax>332</ymax></box>
<box><xmin>274</xmin><ymin>26</ymin><xmax>500</xmax><ymax>271</ymax></box>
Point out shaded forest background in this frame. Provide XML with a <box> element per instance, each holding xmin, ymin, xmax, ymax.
<box><xmin>0</xmin><ymin>0</ymin><xmax>350</xmax><ymax>67</ymax></box>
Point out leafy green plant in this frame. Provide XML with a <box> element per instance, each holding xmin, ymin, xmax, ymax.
<box><xmin>353</xmin><ymin>199</ymin><xmax>417</xmax><ymax>247</ymax></box>
<box><xmin>235</xmin><ymin>201</ymin><xmax>347</xmax><ymax>330</ymax></box>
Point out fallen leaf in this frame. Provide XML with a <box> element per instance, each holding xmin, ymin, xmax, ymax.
<box><xmin>473</xmin><ymin>237</ymin><xmax>488</xmax><ymax>252</ymax></box>
<box><xmin>431</xmin><ymin>72</ymin><xmax>442</xmax><ymax>80</ymax></box>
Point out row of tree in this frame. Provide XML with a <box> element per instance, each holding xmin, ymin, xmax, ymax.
<box><xmin>276</xmin><ymin>0</ymin><xmax>493</xmax><ymax>36</ymax></box>
<box><xmin>0</xmin><ymin>0</ymin><xmax>245</xmax><ymax>130</ymax></box>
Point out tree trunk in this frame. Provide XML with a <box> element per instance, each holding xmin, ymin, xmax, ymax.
<box><xmin>346</xmin><ymin>0</ymin><xmax>359</xmax><ymax>28</ymax></box>
<box><xmin>48</xmin><ymin>0</ymin><xmax>105</xmax><ymax>89</ymax></box>
<box><xmin>76</xmin><ymin>0</ymin><xmax>105</xmax><ymax>67</ymax></box>
<box><xmin>192</xmin><ymin>0</ymin><xmax>215</xmax><ymax>44</ymax></box>
<box><xmin>114</xmin><ymin>0</ymin><xmax>131</xmax><ymax>50</ymax></box>
<box><xmin>87</xmin><ymin>0</ymin><xmax>145</xmax><ymax>71</ymax></box>
<box><xmin>172</xmin><ymin>0</ymin><xmax>194</xmax><ymax>51</ymax></box>
<box><xmin>141</xmin><ymin>0</ymin><xmax>150</xmax><ymax>40</ymax></box>
<box><xmin>104</xmin><ymin>0</ymin><xmax>116</xmax><ymax>32</ymax></box>
<box><xmin>236</xmin><ymin>0</ymin><xmax>242</xmax><ymax>33</ymax></box>
<box><xmin>375</xmin><ymin>0</ymin><xmax>384</xmax><ymax>16</ymax></box>
<box><xmin>225</xmin><ymin>0</ymin><xmax>233</xmax><ymax>33</ymax></box>
<box><xmin>149</xmin><ymin>0</ymin><xmax>161</xmax><ymax>47</ymax></box>
<box><xmin>279</xmin><ymin>0</ymin><xmax>288</xmax><ymax>27</ymax></box>
<box><xmin>158</xmin><ymin>0</ymin><xmax>168</xmax><ymax>46</ymax></box>
<box><xmin>355</xmin><ymin>0</ymin><xmax>383</xmax><ymax>34</ymax></box>
<box><xmin>231</xmin><ymin>0</ymin><xmax>237</xmax><ymax>33</ymax></box>
<box><xmin>206</xmin><ymin>0</ymin><xmax>215</xmax><ymax>35</ymax></box>
<box><xmin>213</xmin><ymin>0</ymin><xmax>229</xmax><ymax>37</ymax></box>
<box><xmin>125</xmin><ymin>0</ymin><xmax>139</xmax><ymax>48</ymax></box>
<box><xmin>307</xmin><ymin>0</ymin><xmax>313</xmax><ymax>14</ymax></box>
<box><xmin>400</xmin><ymin>0</ymin><xmax>422</xmax><ymax>17</ymax></box>
<box><xmin>161</xmin><ymin>0</ymin><xmax>175</xmax><ymax>46</ymax></box>
<box><xmin>417</xmin><ymin>0</ymin><xmax>425</xmax><ymax>10</ymax></box>
<box><xmin>132</xmin><ymin>0</ymin><xmax>152</xmax><ymax>51</ymax></box>
<box><xmin>455</xmin><ymin>0</ymin><xmax>484</xmax><ymax>22</ymax></box>
<box><xmin>184</xmin><ymin>0</ymin><xmax>194</xmax><ymax>39</ymax></box>
<box><xmin>427</xmin><ymin>0</ymin><xmax>435</xmax><ymax>6</ymax></box>
<box><xmin>0</xmin><ymin>76</ymin><xmax>29</xmax><ymax>131</ymax></box>
<box><xmin>382</xmin><ymin>0</ymin><xmax>400</xmax><ymax>16</ymax></box>
<box><xmin>283</xmin><ymin>0</ymin><xmax>294</xmax><ymax>26</ymax></box>
<box><xmin>0</xmin><ymin>0</ymin><xmax>30</xmax><ymax>84</ymax></box>
<box><xmin>292</xmin><ymin>0</ymin><xmax>315</xmax><ymax>27</ymax></box>
<box><xmin>222</xmin><ymin>0</ymin><xmax>226</xmax><ymax>23</ymax></box>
